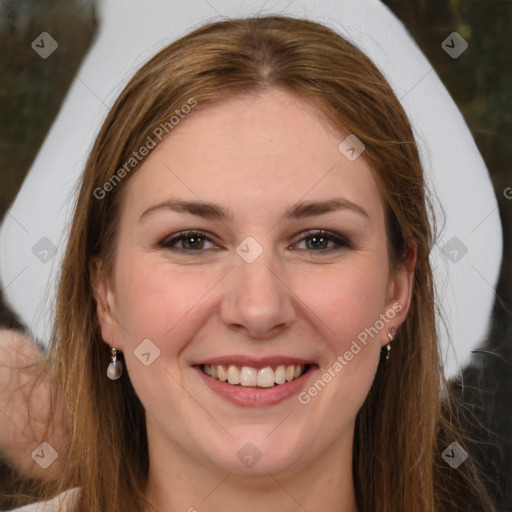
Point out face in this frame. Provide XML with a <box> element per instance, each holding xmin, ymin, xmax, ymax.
<box><xmin>93</xmin><ymin>88</ymin><xmax>414</xmax><ymax>480</ymax></box>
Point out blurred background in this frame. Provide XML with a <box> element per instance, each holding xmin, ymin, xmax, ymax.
<box><xmin>0</xmin><ymin>0</ymin><xmax>510</xmax><ymax>509</ymax></box>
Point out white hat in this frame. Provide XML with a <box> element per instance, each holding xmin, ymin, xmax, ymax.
<box><xmin>0</xmin><ymin>0</ymin><xmax>502</xmax><ymax>379</ymax></box>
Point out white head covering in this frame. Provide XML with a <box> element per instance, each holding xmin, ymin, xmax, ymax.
<box><xmin>0</xmin><ymin>0</ymin><xmax>502</xmax><ymax>379</ymax></box>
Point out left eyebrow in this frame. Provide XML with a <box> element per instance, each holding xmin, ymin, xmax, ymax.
<box><xmin>283</xmin><ymin>198</ymin><xmax>370</xmax><ymax>222</ymax></box>
<box><xmin>138</xmin><ymin>197</ymin><xmax>370</xmax><ymax>222</ymax></box>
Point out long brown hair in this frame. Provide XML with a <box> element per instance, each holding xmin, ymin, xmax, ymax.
<box><xmin>35</xmin><ymin>15</ymin><xmax>497</xmax><ymax>512</ymax></box>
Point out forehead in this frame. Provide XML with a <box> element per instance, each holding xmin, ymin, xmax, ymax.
<box><xmin>122</xmin><ymin>89</ymin><xmax>384</xmax><ymax>223</ymax></box>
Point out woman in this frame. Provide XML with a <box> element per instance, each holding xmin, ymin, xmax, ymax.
<box><xmin>7</xmin><ymin>15</ymin><xmax>497</xmax><ymax>512</ymax></box>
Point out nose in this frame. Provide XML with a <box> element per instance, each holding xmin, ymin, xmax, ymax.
<box><xmin>220</xmin><ymin>246</ymin><xmax>296</xmax><ymax>340</ymax></box>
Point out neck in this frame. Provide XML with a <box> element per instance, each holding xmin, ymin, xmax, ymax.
<box><xmin>144</xmin><ymin>424</ymin><xmax>359</xmax><ymax>512</ymax></box>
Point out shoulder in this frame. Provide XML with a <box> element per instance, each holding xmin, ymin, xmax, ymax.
<box><xmin>10</xmin><ymin>488</ymin><xmax>80</xmax><ymax>512</ymax></box>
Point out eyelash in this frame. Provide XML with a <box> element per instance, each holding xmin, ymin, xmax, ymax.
<box><xmin>158</xmin><ymin>230</ymin><xmax>352</xmax><ymax>255</ymax></box>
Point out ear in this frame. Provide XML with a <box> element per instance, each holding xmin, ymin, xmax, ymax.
<box><xmin>381</xmin><ymin>241</ymin><xmax>417</xmax><ymax>347</ymax></box>
<box><xmin>89</xmin><ymin>257</ymin><xmax>122</xmax><ymax>350</ymax></box>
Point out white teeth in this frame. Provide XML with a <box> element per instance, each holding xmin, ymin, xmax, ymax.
<box><xmin>275</xmin><ymin>365</ymin><xmax>286</xmax><ymax>384</ymax></box>
<box><xmin>201</xmin><ymin>363</ymin><xmax>307</xmax><ymax>387</ymax></box>
<box><xmin>227</xmin><ymin>365</ymin><xmax>241</xmax><ymax>385</ymax></box>
<box><xmin>240</xmin><ymin>366</ymin><xmax>257</xmax><ymax>386</ymax></box>
<box><xmin>257</xmin><ymin>367</ymin><xmax>275</xmax><ymax>387</ymax></box>
<box><xmin>217</xmin><ymin>365</ymin><xmax>227</xmax><ymax>382</ymax></box>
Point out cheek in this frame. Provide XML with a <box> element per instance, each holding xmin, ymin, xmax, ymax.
<box><xmin>110</xmin><ymin>257</ymin><xmax>218</xmax><ymax>405</ymax></box>
<box><xmin>293</xmin><ymin>264</ymin><xmax>387</xmax><ymax>429</ymax></box>
<box><xmin>113</xmin><ymin>254</ymin><xmax>220</xmax><ymax>347</ymax></box>
<box><xmin>294</xmin><ymin>259</ymin><xmax>388</xmax><ymax>351</ymax></box>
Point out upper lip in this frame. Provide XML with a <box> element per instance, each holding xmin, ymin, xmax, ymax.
<box><xmin>193</xmin><ymin>355</ymin><xmax>317</xmax><ymax>368</ymax></box>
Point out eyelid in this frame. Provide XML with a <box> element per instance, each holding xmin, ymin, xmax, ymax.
<box><xmin>158</xmin><ymin>229</ymin><xmax>351</xmax><ymax>253</ymax></box>
<box><xmin>159</xmin><ymin>230</ymin><xmax>218</xmax><ymax>251</ymax></box>
<box><xmin>292</xmin><ymin>229</ymin><xmax>350</xmax><ymax>244</ymax></box>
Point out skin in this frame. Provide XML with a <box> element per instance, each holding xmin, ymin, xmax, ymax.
<box><xmin>91</xmin><ymin>88</ymin><xmax>416</xmax><ymax>512</ymax></box>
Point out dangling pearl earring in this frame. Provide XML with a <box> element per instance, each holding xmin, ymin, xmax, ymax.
<box><xmin>385</xmin><ymin>327</ymin><xmax>395</xmax><ymax>360</ymax></box>
<box><xmin>107</xmin><ymin>347</ymin><xmax>123</xmax><ymax>380</ymax></box>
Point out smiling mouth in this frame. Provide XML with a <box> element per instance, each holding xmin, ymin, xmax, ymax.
<box><xmin>200</xmin><ymin>364</ymin><xmax>311</xmax><ymax>388</ymax></box>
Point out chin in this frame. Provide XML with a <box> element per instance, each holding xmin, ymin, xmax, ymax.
<box><xmin>199</xmin><ymin>431</ymin><xmax>308</xmax><ymax>478</ymax></box>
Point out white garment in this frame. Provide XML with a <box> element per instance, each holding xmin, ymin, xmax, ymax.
<box><xmin>9</xmin><ymin>488</ymin><xmax>79</xmax><ymax>512</ymax></box>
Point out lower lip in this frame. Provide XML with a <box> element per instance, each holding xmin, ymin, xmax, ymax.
<box><xmin>195</xmin><ymin>366</ymin><xmax>317</xmax><ymax>407</ymax></box>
